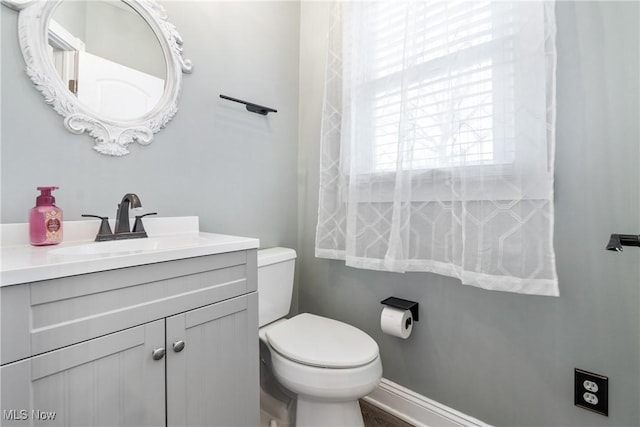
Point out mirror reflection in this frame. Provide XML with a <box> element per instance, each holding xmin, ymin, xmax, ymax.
<box><xmin>48</xmin><ymin>0</ymin><xmax>166</xmax><ymax>121</ymax></box>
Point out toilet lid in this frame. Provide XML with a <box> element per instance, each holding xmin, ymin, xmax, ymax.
<box><xmin>265</xmin><ymin>313</ymin><xmax>379</xmax><ymax>368</ymax></box>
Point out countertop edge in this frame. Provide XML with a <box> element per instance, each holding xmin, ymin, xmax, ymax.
<box><xmin>1</xmin><ymin>232</ymin><xmax>260</xmax><ymax>287</ymax></box>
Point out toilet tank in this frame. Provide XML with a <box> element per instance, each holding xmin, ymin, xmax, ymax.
<box><xmin>257</xmin><ymin>247</ymin><xmax>296</xmax><ymax>327</ymax></box>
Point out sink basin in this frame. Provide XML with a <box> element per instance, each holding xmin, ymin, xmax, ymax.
<box><xmin>49</xmin><ymin>235</ymin><xmax>202</xmax><ymax>256</ymax></box>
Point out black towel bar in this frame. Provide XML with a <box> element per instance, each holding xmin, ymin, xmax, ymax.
<box><xmin>220</xmin><ymin>94</ymin><xmax>277</xmax><ymax>115</ymax></box>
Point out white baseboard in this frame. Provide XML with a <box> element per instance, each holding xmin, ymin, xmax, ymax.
<box><xmin>363</xmin><ymin>378</ymin><xmax>492</xmax><ymax>427</ymax></box>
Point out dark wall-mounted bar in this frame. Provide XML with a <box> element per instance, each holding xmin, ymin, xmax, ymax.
<box><xmin>220</xmin><ymin>94</ymin><xmax>277</xmax><ymax>116</ymax></box>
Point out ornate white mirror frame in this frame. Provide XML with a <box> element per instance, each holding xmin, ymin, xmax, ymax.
<box><xmin>2</xmin><ymin>0</ymin><xmax>193</xmax><ymax>156</ymax></box>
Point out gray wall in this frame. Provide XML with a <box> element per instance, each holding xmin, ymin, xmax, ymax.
<box><xmin>299</xmin><ymin>2</ymin><xmax>639</xmax><ymax>427</ymax></box>
<box><xmin>1</xmin><ymin>1</ymin><xmax>300</xmax><ymax>256</ymax></box>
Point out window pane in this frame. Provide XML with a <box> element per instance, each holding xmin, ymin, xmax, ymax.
<box><xmin>358</xmin><ymin>1</ymin><xmax>517</xmax><ymax>172</ymax></box>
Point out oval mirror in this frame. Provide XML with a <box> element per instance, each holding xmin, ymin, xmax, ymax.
<box><xmin>49</xmin><ymin>0</ymin><xmax>167</xmax><ymax>122</ymax></box>
<box><xmin>3</xmin><ymin>0</ymin><xmax>192</xmax><ymax>156</ymax></box>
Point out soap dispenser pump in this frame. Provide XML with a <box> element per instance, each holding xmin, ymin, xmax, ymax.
<box><xmin>29</xmin><ymin>186</ymin><xmax>63</xmax><ymax>246</ymax></box>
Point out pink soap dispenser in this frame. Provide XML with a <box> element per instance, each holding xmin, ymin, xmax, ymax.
<box><xmin>29</xmin><ymin>186</ymin><xmax>63</xmax><ymax>246</ymax></box>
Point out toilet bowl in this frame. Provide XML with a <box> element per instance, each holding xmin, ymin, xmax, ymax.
<box><xmin>257</xmin><ymin>248</ymin><xmax>382</xmax><ymax>427</ymax></box>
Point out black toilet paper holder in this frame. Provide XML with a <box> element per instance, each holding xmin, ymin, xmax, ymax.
<box><xmin>381</xmin><ymin>297</ymin><xmax>419</xmax><ymax>322</ymax></box>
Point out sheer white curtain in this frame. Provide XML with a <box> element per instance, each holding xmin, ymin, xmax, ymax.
<box><xmin>316</xmin><ymin>1</ymin><xmax>559</xmax><ymax>296</ymax></box>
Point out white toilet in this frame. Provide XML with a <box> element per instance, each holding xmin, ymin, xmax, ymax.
<box><xmin>257</xmin><ymin>247</ymin><xmax>382</xmax><ymax>427</ymax></box>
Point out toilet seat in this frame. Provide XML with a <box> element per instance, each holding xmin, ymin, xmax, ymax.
<box><xmin>265</xmin><ymin>313</ymin><xmax>379</xmax><ymax>368</ymax></box>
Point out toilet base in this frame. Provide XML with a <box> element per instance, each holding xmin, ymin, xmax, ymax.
<box><xmin>296</xmin><ymin>396</ymin><xmax>364</xmax><ymax>427</ymax></box>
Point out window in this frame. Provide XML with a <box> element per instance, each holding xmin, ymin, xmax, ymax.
<box><xmin>348</xmin><ymin>2</ymin><xmax>524</xmax><ymax>174</ymax></box>
<box><xmin>317</xmin><ymin>1</ymin><xmax>558</xmax><ymax>296</ymax></box>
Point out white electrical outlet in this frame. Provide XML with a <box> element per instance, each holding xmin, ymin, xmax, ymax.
<box><xmin>583</xmin><ymin>380</ymin><xmax>599</xmax><ymax>392</ymax></box>
<box><xmin>575</xmin><ymin>368</ymin><xmax>608</xmax><ymax>416</ymax></box>
<box><xmin>583</xmin><ymin>392</ymin><xmax>599</xmax><ymax>405</ymax></box>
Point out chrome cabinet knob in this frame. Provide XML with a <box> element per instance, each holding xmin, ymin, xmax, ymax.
<box><xmin>152</xmin><ymin>348</ymin><xmax>166</xmax><ymax>360</ymax></box>
<box><xmin>172</xmin><ymin>340</ymin><xmax>185</xmax><ymax>353</ymax></box>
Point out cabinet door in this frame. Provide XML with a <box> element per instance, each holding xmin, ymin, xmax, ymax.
<box><xmin>166</xmin><ymin>293</ymin><xmax>259</xmax><ymax>427</ymax></box>
<box><xmin>1</xmin><ymin>321</ymin><xmax>165</xmax><ymax>427</ymax></box>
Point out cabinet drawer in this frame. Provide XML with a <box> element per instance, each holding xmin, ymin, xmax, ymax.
<box><xmin>1</xmin><ymin>250</ymin><xmax>257</xmax><ymax>365</ymax></box>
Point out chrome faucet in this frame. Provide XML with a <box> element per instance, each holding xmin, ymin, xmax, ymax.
<box><xmin>114</xmin><ymin>193</ymin><xmax>143</xmax><ymax>234</ymax></box>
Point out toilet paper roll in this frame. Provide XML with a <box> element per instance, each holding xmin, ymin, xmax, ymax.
<box><xmin>380</xmin><ymin>306</ymin><xmax>413</xmax><ymax>339</ymax></box>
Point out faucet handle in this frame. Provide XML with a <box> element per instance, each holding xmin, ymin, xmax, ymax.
<box><xmin>82</xmin><ymin>214</ymin><xmax>113</xmax><ymax>240</ymax></box>
<box><xmin>132</xmin><ymin>212</ymin><xmax>157</xmax><ymax>234</ymax></box>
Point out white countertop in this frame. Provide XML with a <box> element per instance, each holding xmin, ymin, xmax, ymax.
<box><xmin>0</xmin><ymin>217</ymin><xmax>260</xmax><ymax>286</ymax></box>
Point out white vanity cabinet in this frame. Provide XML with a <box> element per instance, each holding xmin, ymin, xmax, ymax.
<box><xmin>0</xmin><ymin>249</ymin><xmax>259</xmax><ymax>427</ymax></box>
